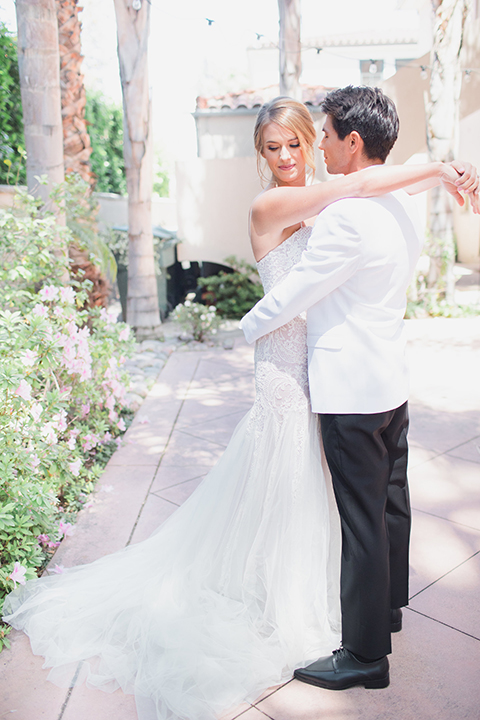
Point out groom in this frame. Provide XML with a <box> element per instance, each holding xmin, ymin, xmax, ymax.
<box><xmin>240</xmin><ymin>86</ymin><xmax>423</xmax><ymax>690</ymax></box>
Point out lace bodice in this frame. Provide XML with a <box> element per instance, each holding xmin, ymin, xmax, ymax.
<box><xmin>256</xmin><ymin>226</ymin><xmax>312</xmax><ymax>293</ymax></box>
<box><xmin>250</xmin><ymin>226</ymin><xmax>313</xmax><ymax>426</ymax></box>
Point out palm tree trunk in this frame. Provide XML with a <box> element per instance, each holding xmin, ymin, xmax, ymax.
<box><xmin>426</xmin><ymin>0</ymin><xmax>471</xmax><ymax>303</ymax></box>
<box><xmin>113</xmin><ymin>0</ymin><xmax>161</xmax><ymax>338</ymax></box>
<box><xmin>15</xmin><ymin>0</ymin><xmax>65</xmax><ymax>204</ymax></box>
<box><xmin>278</xmin><ymin>0</ymin><xmax>302</xmax><ymax>100</ymax></box>
<box><xmin>55</xmin><ymin>0</ymin><xmax>94</xmax><ymax>187</ymax></box>
<box><xmin>55</xmin><ymin>0</ymin><xmax>110</xmax><ymax>307</ymax></box>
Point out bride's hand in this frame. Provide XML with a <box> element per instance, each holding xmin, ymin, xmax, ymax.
<box><xmin>440</xmin><ymin>161</ymin><xmax>480</xmax><ymax>214</ymax></box>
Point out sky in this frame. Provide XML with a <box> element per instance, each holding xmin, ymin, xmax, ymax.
<box><xmin>0</xmin><ymin>0</ymin><xmax>426</xmax><ymax>169</ymax></box>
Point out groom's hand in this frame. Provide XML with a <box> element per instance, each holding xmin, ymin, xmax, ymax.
<box><xmin>441</xmin><ymin>161</ymin><xmax>480</xmax><ymax>214</ymax></box>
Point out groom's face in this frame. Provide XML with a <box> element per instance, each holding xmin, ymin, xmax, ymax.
<box><xmin>319</xmin><ymin>115</ymin><xmax>353</xmax><ymax>175</ymax></box>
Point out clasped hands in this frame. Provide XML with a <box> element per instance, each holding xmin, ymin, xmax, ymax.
<box><xmin>441</xmin><ymin>160</ymin><xmax>480</xmax><ymax>213</ymax></box>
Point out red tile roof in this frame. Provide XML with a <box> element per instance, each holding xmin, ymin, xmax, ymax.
<box><xmin>196</xmin><ymin>84</ymin><xmax>331</xmax><ymax>112</ymax></box>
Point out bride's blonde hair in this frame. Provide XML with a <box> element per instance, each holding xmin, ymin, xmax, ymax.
<box><xmin>253</xmin><ymin>97</ymin><xmax>316</xmax><ymax>186</ymax></box>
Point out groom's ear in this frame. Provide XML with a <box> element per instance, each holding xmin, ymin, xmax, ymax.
<box><xmin>347</xmin><ymin>131</ymin><xmax>364</xmax><ymax>156</ymax></box>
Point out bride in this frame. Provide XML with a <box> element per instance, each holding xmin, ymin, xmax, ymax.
<box><xmin>3</xmin><ymin>96</ymin><xmax>477</xmax><ymax>720</ymax></box>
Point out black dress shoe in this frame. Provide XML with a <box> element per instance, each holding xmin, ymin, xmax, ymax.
<box><xmin>391</xmin><ymin>608</ymin><xmax>403</xmax><ymax>633</ymax></box>
<box><xmin>294</xmin><ymin>647</ymin><xmax>389</xmax><ymax>690</ymax></box>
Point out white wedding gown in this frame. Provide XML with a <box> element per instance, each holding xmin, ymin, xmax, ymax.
<box><xmin>3</xmin><ymin>227</ymin><xmax>341</xmax><ymax>720</ymax></box>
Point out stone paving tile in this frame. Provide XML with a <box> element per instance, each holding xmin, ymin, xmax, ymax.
<box><xmin>407</xmin><ymin>406</ymin><xmax>480</xmax><ymax>455</ymax></box>
<box><xmin>175</xmin><ymin>410</ymin><xmax>250</xmax><ymax>446</ymax></box>
<box><xmin>62</xmin><ymin>683</ymin><xmax>137</xmax><ymax>720</ymax></box>
<box><xmin>149</xmin><ymin>463</ymin><xmax>210</xmax><ymax>493</ymax></box>
<box><xmin>409</xmin><ymin>509</ymin><xmax>480</xmax><ymax>597</ymax></box>
<box><xmin>0</xmin><ymin>631</ymin><xmax>69</xmax><ymax>719</ymax></box>
<box><xmin>176</xmin><ymin>402</ymin><xmax>252</xmax><ymax>430</ymax></box>
<box><xmin>153</xmin><ymin>474</ymin><xmax>205</xmax><ymax>505</ymax></box>
<box><xmin>159</xmin><ymin>428</ymin><xmax>226</xmax><ymax>466</ymax></box>
<box><xmin>408</xmin><ymin>454</ymin><xmax>480</xmax><ymax>530</ymax></box>
<box><xmin>51</xmin><ymin>464</ymin><xmax>157</xmax><ymax>567</ymax></box>
<box><xmin>409</xmin><ymin>551</ymin><xmax>480</xmax><ymax>639</ymax></box>
<box><xmin>445</xmin><ymin>435</ymin><xmax>480</xmax><ymax>464</ymax></box>
<box><xmin>257</xmin><ymin>612</ymin><xmax>480</xmax><ymax>720</ymax></box>
<box><xmin>128</xmin><ymin>494</ymin><xmax>179</xmax><ymax>546</ymax></box>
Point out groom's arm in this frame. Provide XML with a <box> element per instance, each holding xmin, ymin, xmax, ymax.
<box><xmin>240</xmin><ymin>204</ymin><xmax>362</xmax><ymax>344</ymax></box>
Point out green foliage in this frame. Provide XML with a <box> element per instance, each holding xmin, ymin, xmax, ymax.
<box><xmin>153</xmin><ymin>151</ymin><xmax>170</xmax><ymax>198</ymax></box>
<box><xmin>171</xmin><ymin>300</ymin><xmax>220</xmax><ymax>341</ymax></box>
<box><xmin>0</xmin><ymin>23</ymin><xmax>26</xmax><ymax>186</ymax></box>
<box><xmin>405</xmin><ymin>232</ymin><xmax>479</xmax><ymax>318</ymax></box>
<box><xmin>54</xmin><ymin>173</ymin><xmax>118</xmax><ymax>281</ymax></box>
<box><xmin>85</xmin><ymin>91</ymin><xmax>126</xmax><ymax>195</ymax></box>
<box><xmin>0</xmin><ymin>189</ymin><xmax>136</xmax><ymax>624</ymax></box>
<box><xmin>198</xmin><ymin>256</ymin><xmax>264</xmax><ymax>319</ymax></box>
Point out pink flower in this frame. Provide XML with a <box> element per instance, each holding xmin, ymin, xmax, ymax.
<box><xmin>67</xmin><ymin>437</ymin><xmax>76</xmax><ymax>450</ymax></box>
<box><xmin>50</xmin><ymin>564</ymin><xmax>65</xmax><ymax>574</ymax></box>
<box><xmin>39</xmin><ymin>285</ymin><xmax>59</xmax><ymax>302</ymax></box>
<box><xmin>81</xmin><ymin>403</ymin><xmax>90</xmax><ymax>418</ymax></box>
<box><xmin>30</xmin><ymin>452</ymin><xmax>41</xmax><ymax>471</ymax></box>
<box><xmin>108</xmin><ymin>409</ymin><xmax>118</xmax><ymax>422</ymax></box>
<box><xmin>41</xmin><ymin>423</ymin><xmax>58</xmax><ymax>445</ymax></box>
<box><xmin>68</xmin><ymin>458</ymin><xmax>82</xmax><ymax>477</ymax></box>
<box><xmin>30</xmin><ymin>403</ymin><xmax>43</xmax><ymax>422</ymax></box>
<box><xmin>53</xmin><ymin>306</ymin><xmax>64</xmax><ymax>317</ymax></box>
<box><xmin>8</xmin><ymin>562</ymin><xmax>27</xmax><ymax>588</ymax></box>
<box><xmin>119</xmin><ymin>326</ymin><xmax>130</xmax><ymax>341</ymax></box>
<box><xmin>105</xmin><ymin>395</ymin><xmax>115</xmax><ymax>411</ymax></box>
<box><xmin>117</xmin><ymin>418</ymin><xmax>126</xmax><ymax>431</ymax></box>
<box><xmin>15</xmin><ymin>379</ymin><xmax>32</xmax><ymax>401</ymax></box>
<box><xmin>37</xmin><ymin>534</ymin><xmax>50</xmax><ymax>547</ymax></box>
<box><xmin>59</xmin><ymin>286</ymin><xmax>75</xmax><ymax>304</ymax></box>
<box><xmin>52</xmin><ymin>410</ymin><xmax>68</xmax><ymax>433</ymax></box>
<box><xmin>20</xmin><ymin>349</ymin><xmax>38</xmax><ymax>367</ymax></box>
<box><xmin>47</xmin><ymin>540</ymin><xmax>61</xmax><ymax>549</ymax></box>
<box><xmin>32</xmin><ymin>303</ymin><xmax>48</xmax><ymax>317</ymax></box>
<box><xmin>58</xmin><ymin>520</ymin><xmax>75</xmax><ymax>538</ymax></box>
<box><xmin>138</xmin><ymin>416</ymin><xmax>150</xmax><ymax>424</ymax></box>
<box><xmin>102</xmin><ymin>431</ymin><xmax>113</xmax><ymax>443</ymax></box>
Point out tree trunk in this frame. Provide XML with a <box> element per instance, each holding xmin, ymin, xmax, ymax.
<box><xmin>113</xmin><ymin>0</ymin><xmax>161</xmax><ymax>338</ymax></box>
<box><xmin>55</xmin><ymin>0</ymin><xmax>94</xmax><ymax>187</ymax></box>
<box><xmin>55</xmin><ymin>0</ymin><xmax>110</xmax><ymax>308</ymax></box>
<box><xmin>15</xmin><ymin>0</ymin><xmax>65</xmax><ymax>204</ymax></box>
<box><xmin>278</xmin><ymin>0</ymin><xmax>302</xmax><ymax>100</ymax></box>
<box><xmin>426</xmin><ymin>0</ymin><xmax>471</xmax><ymax>303</ymax></box>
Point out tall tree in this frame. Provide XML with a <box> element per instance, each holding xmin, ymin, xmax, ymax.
<box><xmin>113</xmin><ymin>0</ymin><xmax>161</xmax><ymax>338</ymax></box>
<box><xmin>426</xmin><ymin>0</ymin><xmax>471</xmax><ymax>302</ymax></box>
<box><xmin>55</xmin><ymin>0</ymin><xmax>110</xmax><ymax>308</ymax></box>
<box><xmin>278</xmin><ymin>0</ymin><xmax>302</xmax><ymax>99</ymax></box>
<box><xmin>15</xmin><ymin>0</ymin><xmax>65</xmax><ymax>204</ymax></box>
<box><xmin>55</xmin><ymin>0</ymin><xmax>94</xmax><ymax>187</ymax></box>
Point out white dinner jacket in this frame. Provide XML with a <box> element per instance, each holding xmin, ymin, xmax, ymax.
<box><xmin>240</xmin><ymin>190</ymin><xmax>424</xmax><ymax>414</ymax></box>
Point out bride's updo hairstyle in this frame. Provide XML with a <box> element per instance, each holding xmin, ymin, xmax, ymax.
<box><xmin>254</xmin><ymin>96</ymin><xmax>316</xmax><ymax>185</ymax></box>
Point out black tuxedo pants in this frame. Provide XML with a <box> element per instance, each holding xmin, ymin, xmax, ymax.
<box><xmin>320</xmin><ymin>402</ymin><xmax>411</xmax><ymax>660</ymax></box>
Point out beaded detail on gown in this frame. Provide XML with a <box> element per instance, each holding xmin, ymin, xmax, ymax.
<box><xmin>3</xmin><ymin>227</ymin><xmax>341</xmax><ymax>720</ymax></box>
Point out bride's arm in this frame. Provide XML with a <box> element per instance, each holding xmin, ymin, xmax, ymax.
<box><xmin>251</xmin><ymin>161</ymin><xmax>479</xmax><ymax>235</ymax></box>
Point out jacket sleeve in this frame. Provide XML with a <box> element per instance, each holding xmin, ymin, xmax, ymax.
<box><xmin>240</xmin><ymin>204</ymin><xmax>362</xmax><ymax>344</ymax></box>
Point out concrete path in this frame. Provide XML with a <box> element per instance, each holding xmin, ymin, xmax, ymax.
<box><xmin>1</xmin><ymin>318</ymin><xmax>479</xmax><ymax>720</ymax></box>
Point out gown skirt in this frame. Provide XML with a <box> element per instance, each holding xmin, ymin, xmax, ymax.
<box><xmin>3</xmin><ymin>228</ymin><xmax>341</xmax><ymax>720</ymax></box>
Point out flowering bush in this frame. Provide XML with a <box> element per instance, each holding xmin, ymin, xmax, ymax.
<box><xmin>0</xmin><ymin>190</ymin><xmax>136</xmax><ymax>649</ymax></box>
<box><xmin>171</xmin><ymin>299</ymin><xmax>220</xmax><ymax>342</ymax></box>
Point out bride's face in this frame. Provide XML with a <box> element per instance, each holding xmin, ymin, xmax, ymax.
<box><xmin>261</xmin><ymin>122</ymin><xmax>307</xmax><ymax>187</ymax></box>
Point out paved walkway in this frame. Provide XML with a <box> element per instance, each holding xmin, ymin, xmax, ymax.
<box><xmin>1</xmin><ymin>318</ymin><xmax>480</xmax><ymax>720</ymax></box>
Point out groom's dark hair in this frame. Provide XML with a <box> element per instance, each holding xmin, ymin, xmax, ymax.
<box><xmin>321</xmin><ymin>86</ymin><xmax>399</xmax><ymax>163</ymax></box>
